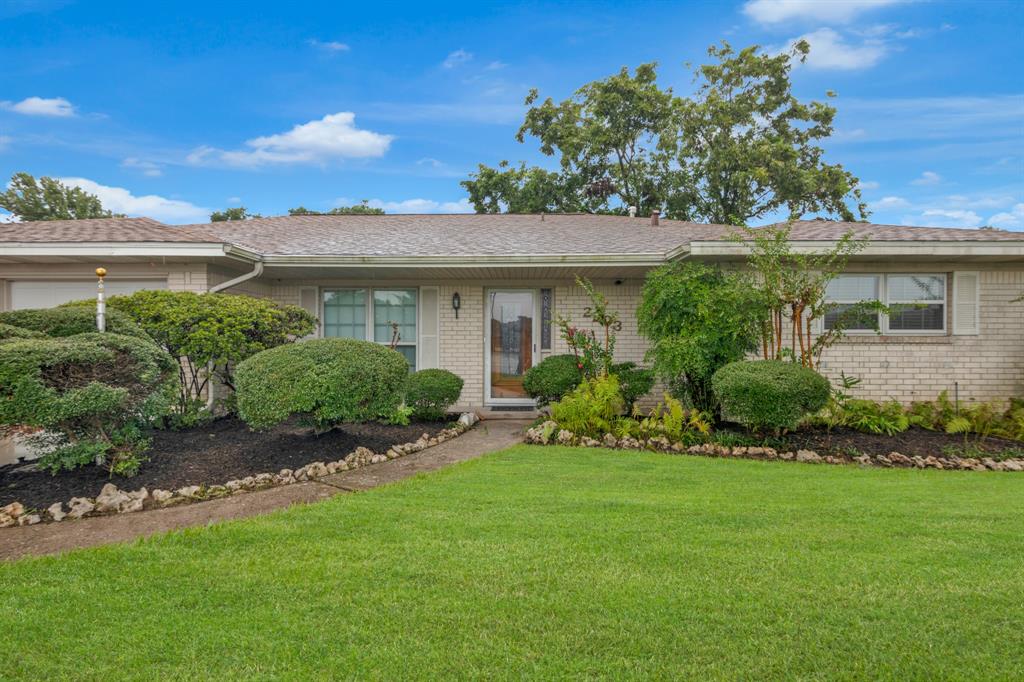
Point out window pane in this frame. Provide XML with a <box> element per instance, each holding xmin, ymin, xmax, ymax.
<box><xmin>374</xmin><ymin>289</ymin><xmax>417</xmax><ymax>344</ymax></box>
<box><xmin>826</xmin><ymin>275</ymin><xmax>878</xmax><ymax>301</ymax></box>
<box><xmin>824</xmin><ymin>304</ymin><xmax>879</xmax><ymax>331</ymax></box>
<box><xmin>888</xmin><ymin>275</ymin><xmax>944</xmax><ymax>302</ymax></box>
<box><xmin>889</xmin><ymin>304</ymin><xmax>944</xmax><ymax>331</ymax></box>
<box><xmin>393</xmin><ymin>345</ymin><xmax>416</xmax><ymax>372</ymax></box>
<box><xmin>323</xmin><ymin>289</ymin><xmax>366</xmax><ymax>339</ymax></box>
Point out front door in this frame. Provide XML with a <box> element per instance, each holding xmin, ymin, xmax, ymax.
<box><xmin>485</xmin><ymin>290</ymin><xmax>537</xmax><ymax>404</ymax></box>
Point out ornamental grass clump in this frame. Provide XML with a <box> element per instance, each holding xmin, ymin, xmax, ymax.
<box><xmin>235</xmin><ymin>338</ymin><xmax>409</xmax><ymax>431</ymax></box>
<box><xmin>0</xmin><ymin>332</ymin><xmax>179</xmax><ymax>475</ymax></box>
<box><xmin>712</xmin><ymin>360</ymin><xmax>830</xmax><ymax>434</ymax></box>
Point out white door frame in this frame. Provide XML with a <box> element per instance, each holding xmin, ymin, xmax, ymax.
<box><xmin>484</xmin><ymin>288</ymin><xmax>540</xmax><ymax>406</ymax></box>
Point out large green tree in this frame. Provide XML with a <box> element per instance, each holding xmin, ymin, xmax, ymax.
<box><xmin>210</xmin><ymin>207</ymin><xmax>262</xmax><ymax>222</ymax></box>
<box><xmin>670</xmin><ymin>41</ymin><xmax>866</xmax><ymax>225</ymax></box>
<box><xmin>288</xmin><ymin>201</ymin><xmax>384</xmax><ymax>215</ymax></box>
<box><xmin>0</xmin><ymin>172</ymin><xmax>120</xmax><ymax>221</ymax></box>
<box><xmin>463</xmin><ymin>41</ymin><xmax>866</xmax><ymax>225</ymax></box>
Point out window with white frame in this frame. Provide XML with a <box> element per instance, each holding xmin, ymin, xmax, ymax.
<box><xmin>887</xmin><ymin>274</ymin><xmax>946</xmax><ymax>332</ymax></box>
<box><xmin>322</xmin><ymin>288</ymin><xmax>418</xmax><ymax>369</ymax></box>
<box><xmin>823</xmin><ymin>275</ymin><xmax>881</xmax><ymax>331</ymax></box>
<box><xmin>823</xmin><ymin>273</ymin><xmax>946</xmax><ymax>334</ymax></box>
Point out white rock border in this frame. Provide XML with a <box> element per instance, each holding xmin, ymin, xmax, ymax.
<box><xmin>0</xmin><ymin>413</ymin><xmax>480</xmax><ymax>528</ymax></box>
<box><xmin>524</xmin><ymin>421</ymin><xmax>1024</xmax><ymax>473</ymax></box>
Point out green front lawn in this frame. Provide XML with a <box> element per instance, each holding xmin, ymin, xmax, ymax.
<box><xmin>3</xmin><ymin>446</ymin><xmax>1022</xmax><ymax>679</ymax></box>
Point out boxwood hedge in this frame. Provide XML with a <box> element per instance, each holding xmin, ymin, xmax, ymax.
<box><xmin>405</xmin><ymin>369</ymin><xmax>464</xmax><ymax>420</ymax></box>
<box><xmin>235</xmin><ymin>338</ymin><xmax>409</xmax><ymax>430</ymax></box>
<box><xmin>712</xmin><ymin>360</ymin><xmax>830</xmax><ymax>433</ymax></box>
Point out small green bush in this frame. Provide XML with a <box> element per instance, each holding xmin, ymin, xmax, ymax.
<box><xmin>523</xmin><ymin>354</ymin><xmax>581</xmax><ymax>407</ymax></box>
<box><xmin>405</xmin><ymin>369</ymin><xmax>464</xmax><ymax>420</ymax></box>
<box><xmin>0</xmin><ymin>306</ymin><xmax>147</xmax><ymax>339</ymax></box>
<box><xmin>0</xmin><ymin>332</ymin><xmax>178</xmax><ymax>475</ymax></box>
<box><xmin>235</xmin><ymin>338</ymin><xmax>409</xmax><ymax>430</ymax></box>
<box><xmin>0</xmin><ymin>323</ymin><xmax>45</xmax><ymax>341</ymax></box>
<box><xmin>839</xmin><ymin>399</ymin><xmax>910</xmax><ymax>436</ymax></box>
<box><xmin>712</xmin><ymin>360</ymin><xmax>830</xmax><ymax>433</ymax></box>
<box><xmin>611</xmin><ymin>361</ymin><xmax>655</xmax><ymax>409</ymax></box>
<box><xmin>550</xmin><ymin>374</ymin><xmax>625</xmax><ymax>439</ymax></box>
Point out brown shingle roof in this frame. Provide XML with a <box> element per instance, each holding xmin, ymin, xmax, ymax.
<box><xmin>0</xmin><ymin>217</ymin><xmax>219</xmax><ymax>243</ymax></box>
<box><xmin>771</xmin><ymin>220</ymin><xmax>1024</xmax><ymax>242</ymax></box>
<box><xmin>0</xmin><ymin>215</ymin><xmax>1020</xmax><ymax>257</ymax></box>
<box><xmin>189</xmin><ymin>213</ymin><xmax>728</xmax><ymax>257</ymax></box>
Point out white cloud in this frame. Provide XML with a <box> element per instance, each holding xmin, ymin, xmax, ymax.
<box><xmin>308</xmin><ymin>39</ymin><xmax>350</xmax><ymax>52</ymax></box>
<box><xmin>59</xmin><ymin>177</ymin><xmax>209</xmax><ymax>223</ymax></box>
<box><xmin>874</xmin><ymin>195</ymin><xmax>909</xmax><ymax>209</ymax></box>
<box><xmin>743</xmin><ymin>0</ymin><xmax>906</xmax><ymax>25</ymax></box>
<box><xmin>1</xmin><ymin>96</ymin><xmax>75</xmax><ymax>117</ymax></box>
<box><xmin>188</xmin><ymin>112</ymin><xmax>393</xmax><ymax>168</ymax></box>
<box><xmin>857</xmin><ymin>180</ymin><xmax>880</xmax><ymax>190</ymax></box>
<box><xmin>227</xmin><ymin>196</ymin><xmax>242</xmax><ymax>204</ymax></box>
<box><xmin>485</xmin><ymin>61</ymin><xmax>507</xmax><ymax>70</ymax></box>
<box><xmin>988</xmin><ymin>203</ymin><xmax>1024</xmax><ymax>230</ymax></box>
<box><xmin>777</xmin><ymin>27</ymin><xmax>888</xmax><ymax>70</ymax></box>
<box><xmin>911</xmin><ymin>170</ymin><xmax>941</xmax><ymax>186</ymax></box>
<box><xmin>337</xmin><ymin>197</ymin><xmax>474</xmax><ymax>214</ymax></box>
<box><xmin>902</xmin><ymin>208</ymin><xmax>983</xmax><ymax>228</ymax></box>
<box><xmin>442</xmin><ymin>49</ymin><xmax>473</xmax><ymax>69</ymax></box>
<box><xmin>121</xmin><ymin>157</ymin><xmax>162</xmax><ymax>177</ymax></box>
<box><xmin>945</xmin><ymin>194</ymin><xmax>1015</xmax><ymax>210</ymax></box>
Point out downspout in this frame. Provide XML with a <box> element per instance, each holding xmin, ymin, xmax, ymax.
<box><xmin>204</xmin><ymin>260</ymin><xmax>265</xmax><ymax>409</ymax></box>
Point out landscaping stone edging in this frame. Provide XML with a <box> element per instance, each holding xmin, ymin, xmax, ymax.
<box><xmin>0</xmin><ymin>412</ymin><xmax>480</xmax><ymax>528</ymax></box>
<box><xmin>524</xmin><ymin>421</ymin><xmax>1024</xmax><ymax>473</ymax></box>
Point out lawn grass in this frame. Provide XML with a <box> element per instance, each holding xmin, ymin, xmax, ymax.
<box><xmin>2</xmin><ymin>446</ymin><xmax>1022</xmax><ymax>680</ymax></box>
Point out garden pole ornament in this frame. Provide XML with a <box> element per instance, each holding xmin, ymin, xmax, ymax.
<box><xmin>95</xmin><ymin>267</ymin><xmax>107</xmax><ymax>332</ymax></box>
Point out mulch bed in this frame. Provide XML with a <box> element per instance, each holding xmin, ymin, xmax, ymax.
<box><xmin>782</xmin><ymin>425</ymin><xmax>1023</xmax><ymax>459</ymax></box>
<box><xmin>0</xmin><ymin>417</ymin><xmax>449</xmax><ymax>510</ymax></box>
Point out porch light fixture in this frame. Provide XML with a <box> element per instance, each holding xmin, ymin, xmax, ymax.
<box><xmin>452</xmin><ymin>292</ymin><xmax>461</xmax><ymax>319</ymax></box>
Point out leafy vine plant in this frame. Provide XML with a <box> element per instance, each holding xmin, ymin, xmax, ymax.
<box><xmin>556</xmin><ymin>275</ymin><xmax>622</xmax><ymax>378</ymax></box>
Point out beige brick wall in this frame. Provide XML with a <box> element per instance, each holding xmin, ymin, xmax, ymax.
<box><xmin>234</xmin><ymin>265</ymin><xmax>1023</xmax><ymax>408</ymax></box>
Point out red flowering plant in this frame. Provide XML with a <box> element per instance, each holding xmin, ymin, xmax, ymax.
<box><xmin>556</xmin><ymin>276</ymin><xmax>622</xmax><ymax>379</ymax></box>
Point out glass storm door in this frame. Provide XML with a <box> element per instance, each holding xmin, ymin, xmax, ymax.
<box><xmin>487</xmin><ymin>290</ymin><xmax>536</xmax><ymax>402</ymax></box>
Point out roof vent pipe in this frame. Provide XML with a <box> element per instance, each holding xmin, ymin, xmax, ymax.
<box><xmin>628</xmin><ymin>206</ymin><xmax>637</xmax><ymax>218</ymax></box>
<box><xmin>650</xmin><ymin>210</ymin><xmax>660</xmax><ymax>227</ymax></box>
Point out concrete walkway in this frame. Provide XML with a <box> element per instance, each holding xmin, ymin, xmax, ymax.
<box><xmin>0</xmin><ymin>420</ymin><xmax>528</xmax><ymax>562</ymax></box>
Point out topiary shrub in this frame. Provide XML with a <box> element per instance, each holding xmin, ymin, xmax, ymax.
<box><xmin>0</xmin><ymin>332</ymin><xmax>179</xmax><ymax>475</ymax></box>
<box><xmin>712</xmin><ymin>360</ymin><xmax>830</xmax><ymax>433</ymax></box>
<box><xmin>405</xmin><ymin>369</ymin><xmax>464</xmax><ymax>420</ymax></box>
<box><xmin>0</xmin><ymin>306</ymin><xmax>148</xmax><ymax>339</ymax></box>
<box><xmin>235</xmin><ymin>338</ymin><xmax>409</xmax><ymax>431</ymax></box>
<box><xmin>610</xmin><ymin>361</ymin><xmax>655</xmax><ymax>409</ymax></box>
<box><xmin>65</xmin><ymin>289</ymin><xmax>317</xmax><ymax>417</ymax></box>
<box><xmin>0</xmin><ymin>323</ymin><xmax>45</xmax><ymax>341</ymax></box>
<box><xmin>523</xmin><ymin>354</ymin><xmax>582</xmax><ymax>407</ymax></box>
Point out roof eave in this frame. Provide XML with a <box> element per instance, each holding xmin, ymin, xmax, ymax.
<box><xmin>258</xmin><ymin>252</ymin><xmax>671</xmax><ymax>267</ymax></box>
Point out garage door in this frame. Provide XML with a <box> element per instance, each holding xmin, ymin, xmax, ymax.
<box><xmin>9</xmin><ymin>280</ymin><xmax>167</xmax><ymax>310</ymax></box>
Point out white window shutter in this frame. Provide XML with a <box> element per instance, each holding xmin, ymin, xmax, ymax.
<box><xmin>952</xmin><ymin>272</ymin><xmax>980</xmax><ymax>335</ymax></box>
<box><xmin>299</xmin><ymin>287</ymin><xmax>320</xmax><ymax>338</ymax></box>
<box><xmin>418</xmin><ymin>286</ymin><xmax>440</xmax><ymax>369</ymax></box>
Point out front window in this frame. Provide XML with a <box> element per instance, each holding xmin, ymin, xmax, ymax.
<box><xmin>323</xmin><ymin>288</ymin><xmax>417</xmax><ymax>370</ymax></box>
<box><xmin>823</xmin><ymin>275</ymin><xmax>880</xmax><ymax>331</ymax></box>
<box><xmin>887</xmin><ymin>274</ymin><xmax>946</xmax><ymax>332</ymax></box>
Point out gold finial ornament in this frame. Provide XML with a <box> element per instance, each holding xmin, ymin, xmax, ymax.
<box><xmin>96</xmin><ymin>267</ymin><xmax>107</xmax><ymax>278</ymax></box>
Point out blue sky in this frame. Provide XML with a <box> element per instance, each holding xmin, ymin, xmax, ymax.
<box><xmin>1</xmin><ymin>0</ymin><xmax>1022</xmax><ymax>229</ymax></box>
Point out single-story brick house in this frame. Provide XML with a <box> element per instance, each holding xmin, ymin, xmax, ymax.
<box><xmin>1</xmin><ymin>213</ymin><xmax>1022</xmax><ymax>413</ymax></box>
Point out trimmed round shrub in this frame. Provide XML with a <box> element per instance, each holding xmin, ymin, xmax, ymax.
<box><xmin>610</xmin><ymin>361</ymin><xmax>655</xmax><ymax>409</ymax></box>
<box><xmin>0</xmin><ymin>332</ymin><xmax>179</xmax><ymax>475</ymax></box>
<box><xmin>235</xmin><ymin>338</ymin><xmax>409</xmax><ymax>430</ymax></box>
<box><xmin>0</xmin><ymin>305</ymin><xmax>147</xmax><ymax>339</ymax></box>
<box><xmin>0</xmin><ymin>322</ymin><xmax>45</xmax><ymax>341</ymax></box>
<box><xmin>523</xmin><ymin>354</ymin><xmax>582</xmax><ymax>407</ymax></box>
<box><xmin>712</xmin><ymin>360</ymin><xmax>830</xmax><ymax>433</ymax></box>
<box><xmin>405</xmin><ymin>369</ymin><xmax>464</xmax><ymax>420</ymax></box>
